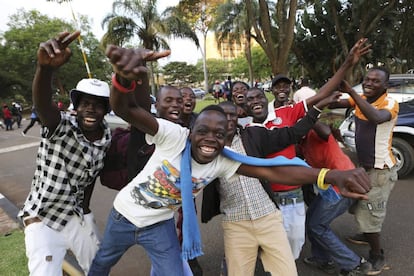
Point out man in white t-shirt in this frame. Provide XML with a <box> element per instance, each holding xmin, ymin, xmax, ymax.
<box><xmin>88</xmin><ymin>45</ymin><xmax>372</xmax><ymax>276</ymax></box>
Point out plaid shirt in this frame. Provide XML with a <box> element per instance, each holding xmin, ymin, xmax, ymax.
<box><xmin>19</xmin><ymin>113</ymin><xmax>111</xmax><ymax>231</ymax></box>
<box><xmin>218</xmin><ymin>133</ymin><xmax>277</xmax><ymax>222</ymax></box>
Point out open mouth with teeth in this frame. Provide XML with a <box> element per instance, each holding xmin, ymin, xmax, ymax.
<box><xmin>168</xmin><ymin>110</ymin><xmax>180</xmax><ymax>120</ymax></box>
<box><xmin>195</xmin><ymin>145</ymin><xmax>219</xmax><ymax>163</ymax></box>
<box><xmin>183</xmin><ymin>102</ymin><xmax>193</xmax><ymax>111</ymax></box>
<box><xmin>83</xmin><ymin>117</ymin><xmax>97</xmax><ymax>126</ymax></box>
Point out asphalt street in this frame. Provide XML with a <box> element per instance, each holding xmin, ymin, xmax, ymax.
<box><xmin>0</xmin><ymin>122</ymin><xmax>413</xmax><ymax>275</ymax></box>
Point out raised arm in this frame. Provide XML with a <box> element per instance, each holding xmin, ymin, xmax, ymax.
<box><xmin>306</xmin><ymin>38</ymin><xmax>371</xmax><ymax>108</ymax></box>
<box><xmin>236</xmin><ymin>165</ymin><xmax>370</xmax><ymax>200</ymax></box>
<box><xmin>33</xmin><ymin>31</ymin><xmax>80</xmax><ymax>131</ymax></box>
<box><xmin>105</xmin><ymin>45</ymin><xmax>170</xmax><ymax>136</ymax></box>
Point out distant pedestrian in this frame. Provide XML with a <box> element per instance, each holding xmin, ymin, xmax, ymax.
<box><xmin>22</xmin><ymin>106</ymin><xmax>41</xmax><ymax>136</ymax></box>
<box><xmin>11</xmin><ymin>102</ymin><xmax>23</xmax><ymax>128</ymax></box>
<box><xmin>224</xmin><ymin>76</ymin><xmax>232</xmax><ymax>102</ymax></box>
<box><xmin>2</xmin><ymin>104</ymin><xmax>13</xmax><ymax>131</ymax></box>
<box><xmin>213</xmin><ymin>80</ymin><xmax>223</xmax><ymax>103</ymax></box>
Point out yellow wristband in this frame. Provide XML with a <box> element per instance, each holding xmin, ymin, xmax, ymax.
<box><xmin>317</xmin><ymin>168</ymin><xmax>331</xmax><ymax>190</ymax></box>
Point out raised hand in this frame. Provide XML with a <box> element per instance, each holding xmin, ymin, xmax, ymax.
<box><xmin>346</xmin><ymin>38</ymin><xmax>372</xmax><ymax>66</ymax></box>
<box><xmin>338</xmin><ymin>80</ymin><xmax>354</xmax><ymax>94</ymax></box>
<box><xmin>105</xmin><ymin>45</ymin><xmax>171</xmax><ymax>80</ymax></box>
<box><xmin>37</xmin><ymin>31</ymin><xmax>80</xmax><ymax>68</ymax></box>
<box><xmin>315</xmin><ymin>91</ymin><xmax>342</xmax><ymax>109</ymax></box>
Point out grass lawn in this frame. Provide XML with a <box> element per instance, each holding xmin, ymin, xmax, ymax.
<box><xmin>0</xmin><ymin>230</ymin><xmax>29</xmax><ymax>275</ymax></box>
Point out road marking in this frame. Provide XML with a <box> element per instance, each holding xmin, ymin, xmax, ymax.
<box><xmin>0</xmin><ymin>142</ymin><xmax>39</xmax><ymax>154</ymax></box>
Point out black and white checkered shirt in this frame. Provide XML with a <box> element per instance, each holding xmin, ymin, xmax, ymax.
<box><xmin>19</xmin><ymin>112</ymin><xmax>111</xmax><ymax>231</ymax></box>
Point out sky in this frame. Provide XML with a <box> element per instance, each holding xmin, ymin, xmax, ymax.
<box><xmin>0</xmin><ymin>0</ymin><xmax>201</xmax><ymax>65</ymax></box>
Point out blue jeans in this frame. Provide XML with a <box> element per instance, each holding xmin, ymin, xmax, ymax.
<box><xmin>88</xmin><ymin>208</ymin><xmax>184</xmax><ymax>276</ymax></box>
<box><xmin>306</xmin><ymin>195</ymin><xmax>360</xmax><ymax>270</ymax></box>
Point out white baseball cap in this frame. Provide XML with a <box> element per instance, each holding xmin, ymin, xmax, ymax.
<box><xmin>70</xmin><ymin>78</ymin><xmax>110</xmax><ymax>112</ymax></box>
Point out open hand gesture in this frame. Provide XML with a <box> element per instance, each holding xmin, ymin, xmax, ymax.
<box><xmin>346</xmin><ymin>38</ymin><xmax>372</xmax><ymax>66</ymax></box>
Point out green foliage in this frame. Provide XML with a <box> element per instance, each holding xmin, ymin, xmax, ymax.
<box><xmin>0</xmin><ymin>9</ymin><xmax>111</xmax><ymax>105</ymax></box>
<box><xmin>231</xmin><ymin>46</ymin><xmax>272</xmax><ymax>81</ymax></box>
<box><xmin>0</xmin><ymin>230</ymin><xmax>28</xmax><ymax>275</ymax></box>
<box><xmin>294</xmin><ymin>0</ymin><xmax>414</xmax><ymax>86</ymax></box>
<box><xmin>162</xmin><ymin>61</ymin><xmax>202</xmax><ymax>85</ymax></box>
<box><xmin>196</xmin><ymin>59</ymin><xmax>228</xmax><ymax>86</ymax></box>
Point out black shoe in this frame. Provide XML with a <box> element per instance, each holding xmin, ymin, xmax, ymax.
<box><xmin>339</xmin><ymin>258</ymin><xmax>372</xmax><ymax>276</ymax></box>
<box><xmin>303</xmin><ymin>257</ymin><xmax>336</xmax><ymax>274</ymax></box>
<box><xmin>366</xmin><ymin>250</ymin><xmax>386</xmax><ymax>275</ymax></box>
<box><xmin>188</xmin><ymin>258</ymin><xmax>203</xmax><ymax>276</ymax></box>
<box><xmin>346</xmin><ymin>233</ymin><xmax>369</xmax><ymax>246</ymax></box>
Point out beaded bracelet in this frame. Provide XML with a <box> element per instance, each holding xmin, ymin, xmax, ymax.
<box><xmin>317</xmin><ymin>168</ymin><xmax>331</xmax><ymax>190</ymax></box>
<box><xmin>111</xmin><ymin>74</ymin><xmax>136</xmax><ymax>93</ymax></box>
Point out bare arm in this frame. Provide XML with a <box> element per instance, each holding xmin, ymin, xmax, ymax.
<box><xmin>236</xmin><ymin>165</ymin><xmax>370</xmax><ymax>200</ymax></box>
<box><xmin>33</xmin><ymin>31</ymin><xmax>80</xmax><ymax>131</ymax></box>
<box><xmin>105</xmin><ymin>45</ymin><xmax>170</xmax><ymax>136</ymax></box>
<box><xmin>339</xmin><ymin>80</ymin><xmax>392</xmax><ymax>124</ymax></box>
<box><xmin>306</xmin><ymin>38</ymin><xmax>371</xmax><ymax>108</ymax></box>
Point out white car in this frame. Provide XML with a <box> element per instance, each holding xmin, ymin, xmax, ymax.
<box><xmin>104</xmin><ymin>95</ymin><xmax>157</xmax><ymax>129</ymax></box>
<box><xmin>192</xmin><ymin>88</ymin><xmax>206</xmax><ymax>99</ymax></box>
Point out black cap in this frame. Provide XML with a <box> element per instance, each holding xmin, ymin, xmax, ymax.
<box><xmin>271</xmin><ymin>74</ymin><xmax>291</xmax><ymax>87</ymax></box>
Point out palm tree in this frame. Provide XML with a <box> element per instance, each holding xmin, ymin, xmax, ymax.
<box><xmin>101</xmin><ymin>0</ymin><xmax>199</xmax><ymax>94</ymax></box>
<box><xmin>213</xmin><ymin>0</ymin><xmax>257</xmax><ymax>87</ymax></box>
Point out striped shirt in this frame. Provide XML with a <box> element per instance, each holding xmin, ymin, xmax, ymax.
<box><xmin>350</xmin><ymin>93</ymin><xmax>399</xmax><ymax>169</ymax></box>
<box><xmin>19</xmin><ymin>112</ymin><xmax>111</xmax><ymax>231</ymax></box>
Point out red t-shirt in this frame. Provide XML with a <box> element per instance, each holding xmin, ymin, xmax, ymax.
<box><xmin>265</xmin><ymin>101</ymin><xmax>306</xmax><ymax>191</ymax></box>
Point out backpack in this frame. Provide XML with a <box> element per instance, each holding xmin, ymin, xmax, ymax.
<box><xmin>100</xmin><ymin>127</ymin><xmax>130</xmax><ymax>190</ymax></box>
<box><xmin>100</xmin><ymin>127</ymin><xmax>155</xmax><ymax>190</ymax></box>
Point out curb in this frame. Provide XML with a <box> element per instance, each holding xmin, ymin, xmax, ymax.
<box><xmin>0</xmin><ymin>193</ymin><xmax>21</xmax><ymax>233</ymax></box>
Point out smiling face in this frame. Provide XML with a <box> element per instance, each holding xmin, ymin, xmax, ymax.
<box><xmin>271</xmin><ymin>80</ymin><xmax>291</xmax><ymax>105</ymax></box>
<box><xmin>76</xmin><ymin>94</ymin><xmax>107</xmax><ymax>135</ymax></box>
<box><xmin>180</xmin><ymin>87</ymin><xmax>196</xmax><ymax>115</ymax></box>
<box><xmin>231</xmin><ymin>82</ymin><xmax>249</xmax><ymax>106</ymax></box>
<box><xmin>246</xmin><ymin>88</ymin><xmax>269</xmax><ymax>123</ymax></box>
<box><xmin>155</xmin><ymin>86</ymin><xmax>183</xmax><ymax>123</ymax></box>
<box><xmin>362</xmin><ymin>69</ymin><xmax>388</xmax><ymax>101</ymax></box>
<box><xmin>189</xmin><ymin>109</ymin><xmax>227</xmax><ymax>164</ymax></box>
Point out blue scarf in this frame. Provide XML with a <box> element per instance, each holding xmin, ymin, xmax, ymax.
<box><xmin>180</xmin><ymin>143</ymin><xmax>310</xmax><ymax>260</ymax></box>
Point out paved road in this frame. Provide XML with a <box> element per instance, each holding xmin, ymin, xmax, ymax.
<box><xmin>0</xmin><ymin>123</ymin><xmax>413</xmax><ymax>275</ymax></box>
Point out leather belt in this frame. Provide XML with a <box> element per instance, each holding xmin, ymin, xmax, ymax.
<box><xmin>23</xmin><ymin>216</ymin><xmax>42</xmax><ymax>227</ymax></box>
<box><xmin>273</xmin><ymin>188</ymin><xmax>304</xmax><ymax>206</ymax></box>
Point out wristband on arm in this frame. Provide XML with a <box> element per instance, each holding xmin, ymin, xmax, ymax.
<box><xmin>112</xmin><ymin>74</ymin><xmax>136</xmax><ymax>93</ymax></box>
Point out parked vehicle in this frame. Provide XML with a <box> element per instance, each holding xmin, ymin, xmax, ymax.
<box><xmin>339</xmin><ymin>99</ymin><xmax>414</xmax><ymax>178</ymax></box>
<box><xmin>192</xmin><ymin>88</ymin><xmax>206</xmax><ymax>99</ymax></box>
<box><xmin>262</xmin><ymin>80</ymin><xmax>272</xmax><ymax>92</ymax></box>
<box><xmin>104</xmin><ymin>95</ymin><xmax>157</xmax><ymax>129</ymax></box>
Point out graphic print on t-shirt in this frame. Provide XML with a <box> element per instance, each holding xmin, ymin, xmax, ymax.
<box><xmin>131</xmin><ymin>160</ymin><xmax>211</xmax><ymax>209</ymax></box>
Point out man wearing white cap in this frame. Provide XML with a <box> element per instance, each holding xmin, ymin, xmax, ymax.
<box><xmin>18</xmin><ymin>31</ymin><xmax>111</xmax><ymax>276</ymax></box>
